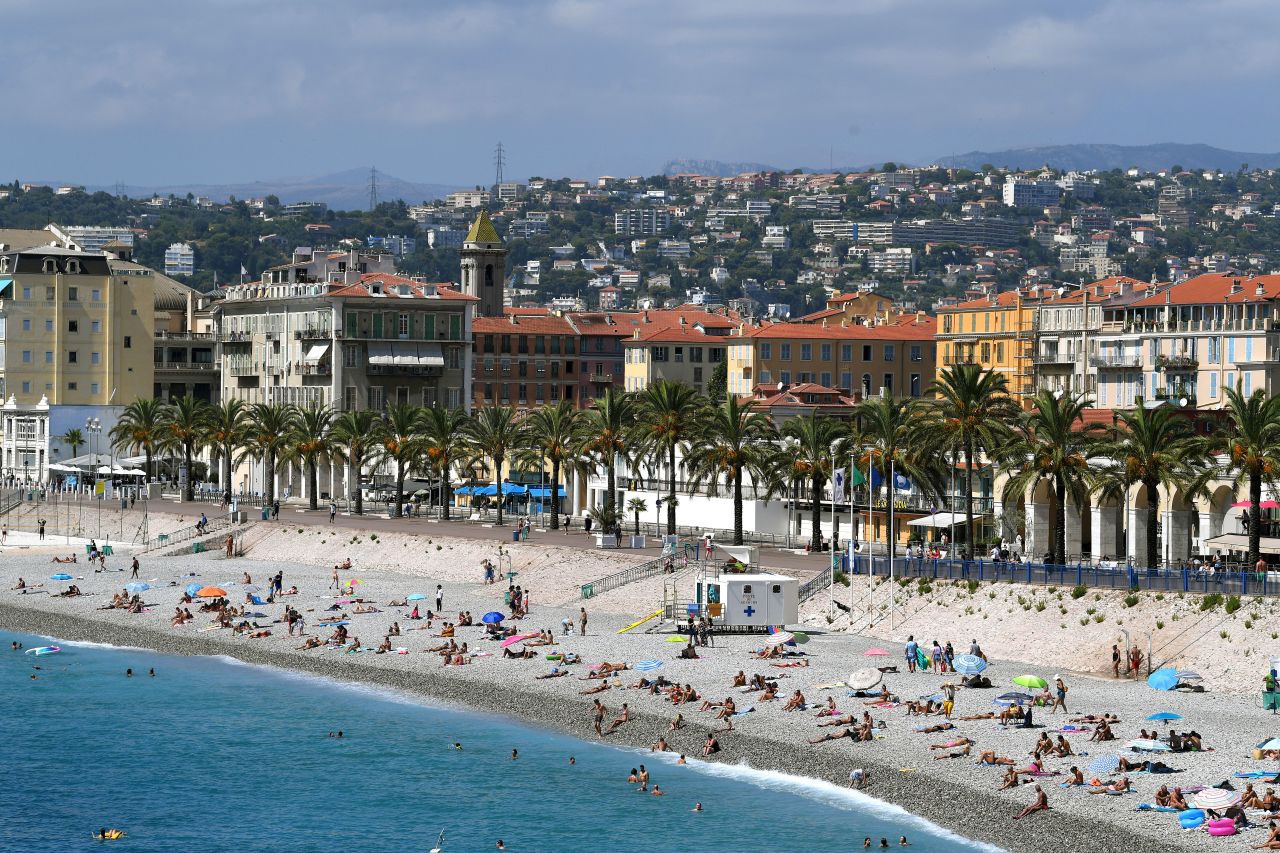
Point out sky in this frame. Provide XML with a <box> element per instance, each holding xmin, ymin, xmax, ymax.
<box><xmin>5</xmin><ymin>0</ymin><xmax>1280</xmax><ymax>186</ymax></box>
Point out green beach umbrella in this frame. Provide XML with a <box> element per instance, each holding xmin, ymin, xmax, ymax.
<box><xmin>1012</xmin><ymin>674</ymin><xmax>1047</xmax><ymax>690</ymax></box>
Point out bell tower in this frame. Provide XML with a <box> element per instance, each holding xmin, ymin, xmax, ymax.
<box><xmin>460</xmin><ymin>210</ymin><xmax>506</xmax><ymax>318</ymax></box>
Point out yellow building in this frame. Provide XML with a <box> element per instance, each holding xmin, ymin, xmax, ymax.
<box><xmin>934</xmin><ymin>290</ymin><xmax>1039</xmax><ymax>405</ymax></box>
<box><xmin>621</xmin><ymin>308</ymin><xmax>738</xmax><ymax>393</ymax></box>
<box><xmin>0</xmin><ymin>244</ymin><xmax>154</xmax><ymax>405</ymax></box>
<box><xmin>794</xmin><ymin>290</ymin><xmax>895</xmax><ymax>324</ymax></box>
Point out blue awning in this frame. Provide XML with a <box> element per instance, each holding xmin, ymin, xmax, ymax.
<box><xmin>526</xmin><ymin>486</ymin><xmax>566</xmax><ymax>498</ymax></box>
<box><xmin>473</xmin><ymin>483</ymin><xmax>528</xmax><ymax>497</ymax></box>
<box><xmin>454</xmin><ymin>486</ymin><xmax>473</xmax><ymax>495</ymax></box>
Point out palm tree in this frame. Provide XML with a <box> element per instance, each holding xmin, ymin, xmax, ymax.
<box><xmin>245</xmin><ymin>403</ymin><xmax>298</xmax><ymax>507</ymax></box>
<box><xmin>372</xmin><ymin>403</ymin><xmax>426</xmax><ymax>519</ymax></box>
<box><xmin>204</xmin><ymin>399</ymin><xmax>250</xmax><ymax>499</ymax></box>
<box><xmin>576</xmin><ymin>387</ymin><xmax>637</xmax><ymax>530</ymax></box>
<box><xmin>517</xmin><ymin>401</ymin><xmax>582</xmax><ymax>530</ymax></box>
<box><xmin>109</xmin><ymin>398</ymin><xmax>166</xmax><ymax>479</ymax></box>
<box><xmin>160</xmin><ymin>395</ymin><xmax>210</xmax><ymax>502</ymax></box>
<box><xmin>853</xmin><ymin>395</ymin><xmax>943</xmax><ymax>555</ymax></box>
<box><xmin>1206</xmin><ymin>385</ymin><xmax>1280</xmax><ymax>569</ymax></box>
<box><xmin>330</xmin><ymin>410</ymin><xmax>378</xmax><ymax>516</ymax></box>
<box><xmin>914</xmin><ymin>364</ymin><xmax>1020</xmax><ymax>559</ymax></box>
<box><xmin>285</xmin><ymin>404</ymin><xmax>334</xmax><ymax>511</ymax></box>
<box><xmin>636</xmin><ymin>380</ymin><xmax>704</xmax><ymax>535</ymax></box>
<box><xmin>686</xmin><ymin>396</ymin><xmax>777</xmax><ymax>545</ymax></box>
<box><xmin>627</xmin><ymin>496</ymin><xmax>647</xmax><ymax>536</ymax></box>
<box><xmin>1094</xmin><ymin>403</ymin><xmax>1209</xmax><ymax>570</ymax></box>
<box><xmin>998</xmin><ymin>391</ymin><xmax>1104</xmax><ymax>567</ymax></box>
<box><xmin>463</xmin><ymin>405</ymin><xmax>521</xmax><ymax>525</ymax></box>
<box><xmin>420</xmin><ymin>407</ymin><xmax>471</xmax><ymax>520</ymax></box>
<box><xmin>774</xmin><ymin>414</ymin><xmax>847</xmax><ymax>551</ymax></box>
<box><xmin>61</xmin><ymin>428</ymin><xmax>85</xmax><ymax>461</ymax></box>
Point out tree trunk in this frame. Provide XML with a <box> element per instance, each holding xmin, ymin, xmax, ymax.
<box><xmin>1053</xmin><ymin>473</ymin><xmax>1067</xmax><ymax>568</ymax></box>
<box><xmin>442</xmin><ymin>461</ymin><xmax>452</xmax><ymax>521</ymax></box>
<box><xmin>1145</xmin><ymin>479</ymin><xmax>1160</xmax><ymax>570</ymax></box>
<box><xmin>1247</xmin><ymin>470</ymin><xmax>1262</xmax><ymax>569</ymax></box>
<box><xmin>307</xmin><ymin>458</ymin><xmax>318</xmax><ymax>511</ymax></box>
<box><xmin>222</xmin><ymin>445</ymin><xmax>232</xmax><ymax>499</ymax></box>
<box><xmin>145</xmin><ymin>448</ymin><xmax>153</xmax><ymax>484</ymax></box>
<box><xmin>353</xmin><ymin>450</ymin><xmax>363</xmax><ymax>512</ymax></box>
<box><xmin>605</xmin><ymin>454</ymin><xmax>616</xmax><ymax>521</ymax></box>
<box><xmin>733</xmin><ymin>466</ymin><xmax>744</xmax><ymax>546</ymax></box>
<box><xmin>633</xmin><ymin>510</ymin><xmax>640</xmax><ymax>537</ymax></box>
<box><xmin>395</xmin><ymin>460</ymin><xmax>406</xmax><ymax>518</ymax></box>
<box><xmin>183</xmin><ymin>442</ymin><xmax>194</xmax><ymax>502</ymax></box>
<box><xmin>810</xmin><ymin>475</ymin><xmax>822</xmax><ymax>551</ymax></box>
<box><xmin>666</xmin><ymin>444</ymin><xmax>677</xmax><ymax>535</ymax></box>
<box><xmin>964</xmin><ymin>440</ymin><xmax>975</xmax><ymax>561</ymax></box>
<box><xmin>265</xmin><ymin>452</ymin><xmax>275</xmax><ymax>506</ymax></box>
<box><xmin>494</xmin><ymin>454</ymin><xmax>504</xmax><ymax>525</ymax></box>
<box><xmin>549</xmin><ymin>459</ymin><xmax>560</xmax><ymax>529</ymax></box>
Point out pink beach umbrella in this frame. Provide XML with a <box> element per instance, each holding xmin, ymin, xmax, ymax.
<box><xmin>501</xmin><ymin>632</ymin><xmax>539</xmax><ymax>649</ymax></box>
<box><xmin>863</xmin><ymin>648</ymin><xmax>890</xmax><ymax>657</ymax></box>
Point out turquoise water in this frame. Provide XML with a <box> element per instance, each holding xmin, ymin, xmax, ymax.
<box><xmin>1</xmin><ymin>631</ymin><xmax>991</xmax><ymax>852</ymax></box>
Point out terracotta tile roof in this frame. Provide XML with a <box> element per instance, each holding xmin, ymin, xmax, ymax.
<box><xmin>1126</xmin><ymin>272</ymin><xmax>1280</xmax><ymax>307</ymax></box>
<box><xmin>473</xmin><ymin>314</ymin><xmax>575</xmax><ymax>334</ymax></box>
<box><xmin>743</xmin><ymin>317</ymin><xmax>936</xmax><ymax>340</ymax></box>
<box><xmin>795</xmin><ymin>307</ymin><xmax>845</xmax><ymax>322</ymax></box>
<box><xmin>940</xmin><ymin>290</ymin><xmax>1031</xmax><ymax>311</ymax></box>
<box><xmin>1038</xmin><ymin>276</ymin><xmax>1148</xmax><ymax>304</ymax></box>
<box><xmin>329</xmin><ymin>273</ymin><xmax>477</xmax><ymax>301</ymax></box>
<box><xmin>740</xmin><ymin>382</ymin><xmax>859</xmax><ymax>409</ymax></box>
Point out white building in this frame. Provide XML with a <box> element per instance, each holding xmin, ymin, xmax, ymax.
<box><xmin>614</xmin><ymin>209</ymin><xmax>672</xmax><ymax>236</ymax></box>
<box><xmin>867</xmin><ymin>247</ymin><xmax>914</xmax><ymax>276</ymax></box>
<box><xmin>164</xmin><ymin>242</ymin><xmax>195</xmax><ymax>276</ymax></box>
<box><xmin>762</xmin><ymin>225</ymin><xmax>790</xmax><ymax>250</ymax></box>
<box><xmin>1003</xmin><ymin>176</ymin><xmax>1062</xmax><ymax>209</ymax></box>
<box><xmin>51</xmin><ymin>225</ymin><xmax>134</xmax><ymax>253</ymax></box>
<box><xmin>447</xmin><ymin>190</ymin><xmax>492</xmax><ymax>208</ymax></box>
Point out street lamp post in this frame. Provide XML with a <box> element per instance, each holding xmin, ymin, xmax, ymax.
<box><xmin>86</xmin><ymin>417</ymin><xmax>102</xmax><ymax>541</ymax></box>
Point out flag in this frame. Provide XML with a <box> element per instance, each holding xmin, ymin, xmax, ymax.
<box><xmin>240</xmin><ymin>264</ymin><xmax>248</xmax><ymax>276</ymax></box>
<box><xmin>893</xmin><ymin>472</ymin><xmax>912</xmax><ymax>492</ymax></box>
<box><xmin>850</xmin><ymin>467</ymin><xmax>866</xmax><ymax>487</ymax></box>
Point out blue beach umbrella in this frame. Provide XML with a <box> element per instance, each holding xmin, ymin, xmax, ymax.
<box><xmin>1258</xmin><ymin>738</ymin><xmax>1280</xmax><ymax>751</ymax></box>
<box><xmin>1147</xmin><ymin>668</ymin><xmax>1180</xmax><ymax>691</ymax></box>
<box><xmin>482</xmin><ymin>611</ymin><xmax>505</xmax><ymax>624</ymax></box>
<box><xmin>185</xmin><ymin>583</ymin><xmax>203</xmax><ymax>597</ymax></box>
<box><xmin>406</xmin><ymin>593</ymin><xmax>427</xmax><ymax>601</ymax></box>
<box><xmin>51</xmin><ymin>573</ymin><xmax>73</xmax><ymax>581</ymax></box>
<box><xmin>952</xmin><ymin>654</ymin><xmax>987</xmax><ymax>675</ymax></box>
<box><xmin>1088</xmin><ymin>754</ymin><xmax>1120</xmax><ymax>775</ymax></box>
<box><xmin>994</xmin><ymin>691</ymin><xmax>1033</xmax><ymax>706</ymax></box>
<box><xmin>635</xmin><ymin>660</ymin><xmax>663</xmax><ymax>672</ymax></box>
<box><xmin>1146</xmin><ymin>712</ymin><xmax>1183</xmax><ymax>722</ymax></box>
<box><xmin>125</xmin><ymin>582</ymin><xmax>151</xmax><ymax>594</ymax></box>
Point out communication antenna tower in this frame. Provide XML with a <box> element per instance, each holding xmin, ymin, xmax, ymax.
<box><xmin>368</xmin><ymin>166</ymin><xmax>379</xmax><ymax>211</ymax></box>
<box><xmin>494</xmin><ymin>142</ymin><xmax>506</xmax><ymax>187</ymax></box>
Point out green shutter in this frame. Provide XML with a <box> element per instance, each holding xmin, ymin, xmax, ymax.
<box><xmin>345</xmin><ymin>312</ymin><xmax>357</xmax><ymax>338</ymax></box>
<box><xmin>449</xmin><ymin>314</ymin><xmax>461</xmax><ymax>340</ymax></box>
<box><xmin>425</xmin><ymin>314</ymin><xmax>436</xmax><ymax>340</ymax></box>
<box><xmin>372</xmin><ymin>313</ymin><xmax>383</xmax><ymax>338</ymax></box>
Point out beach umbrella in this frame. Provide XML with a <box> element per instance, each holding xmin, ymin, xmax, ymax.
<box><xmin>1259</xmin><ymin>738</ymin><xmax>1280</xmax><ymax>751</ymax></box>
<box><xmin>1012</xmin><ymin>674</ymin><xmax>1047</xmax><ymax>689</ymax></box>
<box><xmin>501</xmin><ymin>633</ymin><xmax>539</xmax><ymax>649</ymax></box>
<box><xmin>1193</xmin><ymin>788</ymin><xmax>1241</xmax><ymax>810</ymax></box>
<box><xmin>407</xmin><ymin>593</ymin><xmax>427</xmax><ymax>601</ymax></box>
<box><xmin>846</xmin><ymin>669</ymin><xmax>883</xmax><ymax>692</ymax></box>
<box><xmin>50</xmin><ymin>573</ymin><xmax>73</xmax><ymax>581</ymax></box>
<box><xmin>1126</xmin><ymin>738</ymin><xmax>1172</xmax><ymax>752</ymax></box>
<box><xmin>196</xmin><ymin>586</ymin><xmax>227</xmax><ymax>598</ymax></box>
<box><xmin>240</xmin><ymin>584</ymin><xmax>263</xmax><ymax>593</ymax></box>
<box><xmin>125</xmin><ymin>582</ymin><xmax>151</xmax><ymax>594</ymax></box>
<box><xmin>1177</xmin><ymin>670</ymin><xmax>1203</xmax><ymax>683</ymax></box>
<box><xmin>791</xmin><ymin>632</ymin><xmax>810</xmax><ymax>645</ymax></box>
<box><xmin>635</xmin><ymin>660</ymin><xmax>663</xmax><ymax>672</ymax></box>
<box><xmin>666</xmin><ymin>636</ymin><xmax>688</xmax><ymax>643</ymax></box>
<box><xmin>921</xmin><ymin>692</ymin><xmax>945</xmax><ymax>704</ymax></box>
<box><xmin>994</xmin><ymin>692</ymin><xmax>1033</xmax><ymax>706</ymax></box>
<box><xmin>1146</xmin><ymin>712</ymin><xmax>1183</xmax><ymax>722</ymax></box>
<box><xmin>863</xmin><ymin>648</ymin><xmax>890</xmax><ymax>657</ymax></box>
<box><xmin>185</xmin><ymin>583</ymin><xmax>202</xmax><ymax>597</ymax></box>
<box><xmin>481</xmin><ymin>611</ymin><xmax>505</xmax><ymax>624</ymax></box>
<box><xmin>1147</xmin><ymin>668</ymin><xmax>1180</xmax><ymax>691</ymax></box>
<box><xmin>763</xmin><ymin>631</ymin><xmax>795</xmax><ymax>647</ymax></box>
<box><xmin>952</xmin><ymin>654</ymin><xmax>988</xmax><ymax>675</ymax></box>
<box><xmin>348</xmin><ymin>579</ymin><xmax>364</xmax><ymax>586</ymax></box>
<box><xmin>1087</xmin><ymin>755</ymin><xmax>1121</xmax><ymax>775</ymax></box>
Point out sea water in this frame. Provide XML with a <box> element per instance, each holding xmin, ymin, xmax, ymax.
<box><xmin>1</xmin><ymin>631</ymin><xmax>996</xmax><ymax>852</ymax></box>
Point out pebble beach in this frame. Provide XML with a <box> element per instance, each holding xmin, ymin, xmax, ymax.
<box><xmin>4</xmin><ymin>527</ymin><xmax>1279</xmax><ymax>853</ymax></box>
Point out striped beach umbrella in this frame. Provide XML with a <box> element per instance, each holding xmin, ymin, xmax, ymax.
<box><xmin>1193</xmin><ymin>788</ymin><xmax>1241</xmax><ymax>810</ymax></box>
<box><xmin>952</xmin><ymin>654</ymin><xmax>987</xmax><ymax>675</ymax></box>
<box><xmin>1087</xmin><ymin>754</ymin><xmax>1120</xmax><ymax>775</ymax></box>
<box><xmin>125</xmin><ymin>582</ymin><xmax>151</xmax><ymax>594</ymax></box>
<box><xmin>846</xmin><ymin>669</ymin><xmax>883</xmax><ymax>692</ymax></box>
<box><xmin>763</xmin><ymin>631</ymin><xmax>794</xmax><ymax>647</ymax></box>
<box><xmin>635</xmin><ymin>660</ymin><xmax>663</xmax><ymax>672</ymax></box>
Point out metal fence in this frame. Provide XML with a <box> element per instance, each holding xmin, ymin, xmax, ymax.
<box><xmin>799</xmin><ymin>566</ymin><xmax>834</xmax><ymax>601</ymax></box>
<box><xmin>580</xmin><ymin>552</ymin><xmax>688</xmax><ymax>600</ymax></box>
<box><xmin>848</xmin><ymin>554</ymin><xmax>1280</xmax><ymax>597</ymax></box>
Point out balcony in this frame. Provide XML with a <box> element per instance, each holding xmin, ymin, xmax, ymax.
<box><xmin>220</xmin><ymin>332</ymin><xmax>252</xmax><ymax>343</ymax></box>
<box><xmin>1156</xmin><ymin>354</ymin><xmax>1199</xmax><ymax>372</ymax></box>
<box><xmin>1031</xmin><ymin>351</ymin><xmax>1078</xmax><ymax>365</ymax></box>
<box><xmin>293</xmin><ymin>327</ymin><xmax>332</xmax><ymax>340</ymax></box>
<box><xmin>227</xmin><ymin>363</ymin><xmax>257</xmax><ymax>376</ymax></box>
<box><xmin>156</xmin><ymin>361</ymin><xmax>218</xmax><ymax>372</ymax></box>
<box><xmin>1089</xmin><ymin>355</ymin><xmax>1142</xmax><ymax>369</ymax></box>
<box><xmin>155</xmin><ymin>331</ymin><xmax>216</xmax><ymax>341</ymax></box>
<box><xmin>1154</xmin><ymin>389</ymin><xmax>1197</xmax><ymax>406</ymax></box>
<box><xmin>298</xmin><ymin>362</ymin><xmax>331</xmax><ymax>376</ymax></box>
<box><xmin>367</xmin><ymin>364</ymin><xmax>442</xmax><ymax>377</ymax></box>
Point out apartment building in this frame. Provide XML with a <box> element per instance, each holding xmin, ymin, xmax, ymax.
<box><xmin>50</xmin><ymin>225</ymin><xmax>135</xmax><ymax>252</ymax></box>
<box><xmin>621</xmin><ymin>310</ymin><xmax>738</xmax><ymax>393</ymax></box>
<box><xmin>0</xmin><ymin>244</ymin><xmax>156</xmax><ymax>481</ymax></box>
<box><xmin>726</xmin><ymin>314</ymin><xmax>937</xmax><ymax>400</ymax></box>
<box><xmin>1030</xmin><ymin>277</ymin><xmax>1148</xmax><ymax>400</ymax></box>
<box><xmin>262</xmin><ymin>247</ymin><xmax>397</xmax><ymax>286</ymax></box>
<box><xmin>795</xmin><ymin>290</ymin><xmax>895</xmax><ymax>324</ymax></box>
<box><xmin>850</xmin><ymin>219</ymin><xmax>1021</xmax><ymax>248</ymax></box>
<box><xmin>164</xmin><ymin>242</ymin><xmax>194</xmax><ymax>276</ymax></box>
<box><xmin>935</xmin><ymin>289</ymin><xmax>1042</xmax><ymax>406</ymax></box>
<box><xmin>1002</xmin><ymin>176</ymin><xmax>1062</xmax><ymax>210</ymax></box>
<box><xmin>471</xmin><ymin>311</ymin><xmax>581</xmax><ymax>409</ymax></box>
<box><xmin>868</xmin><ymin>247</ymin><xmax>914</xmax><ymax>277</ymax></box>
<box><xmin>614</xmin><ymin>209</ymin><xmax>671</xmax><ymax>236</ymax></box>
<box><xmin>447</xmin><ymin>190</ymin><xmax>492</xmax><ymax>208</ymax></box>
<box><xmin>566</xmin><ymin>311</ymin><xmax>634</xmax><ymax>401</ymax></box>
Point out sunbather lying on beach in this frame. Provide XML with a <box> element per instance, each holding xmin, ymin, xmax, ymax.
<box><xmin>915</xmin><ymin>723</ymin><xmax>955</xmax><ymax>734</ymax></box>
<box><xmin>297</xmin><ymin>637</ymin><xmax>323</xmax><ymax>650</ymax></box>
<box><xmin>1071</xmin><ymin>713</ymin><xmax>1120</xmax><ymax>724</ymax></box>
<box><xmin>353</xmin><ymin>604</ymin><xmax>379</xmax><ymax>614</ymax></box>
<box><xmin>580</xmin><ymin>683</ymin><xmax>611</xmax><ymax>695</ymax></box>
<box><xmin>958</xmin><ymin>712</ymin><xmax>996</xmax><ymax>721</ymax></box>
<box><xmin>929</xmin><ymin>736</ymin><xmax>972</xmax><ymax>751</ymax></box>
<box><xmin>1087</xmin><ymin>776</ymin><xmax>1130</xmax><ymax>795</ymax></box>
<box><xmin>536</xmin><ymin>668</ymin><xmax>568</xmax><ymax>680</ymax></box>
<box><xmin>809</xmin><ymin>727</ymin><xmax>859</xmax><ymax>744</ymax></box>
<box><xmin>818</xmin><ymin>714</ymin><xmax>856</xmax><ymax>728</ymax></box>
<box><xmin>933</xmin><ymin>744</ymin><xmax>972</xmax><ymax>760</ymax></box>
<box><xmin>50</xmin><ymin>555</ymin><xmax>77</xmax><ymax>564</ymax></box>
<box><xmin>754</xmin><ymin>645</ymin><xmax>780</xmax><ymax>659</ymax></box>
<box><xmin>771</xmin><ymin>660</ymin><xmax>809</xmax><ymax>668</ymax></box>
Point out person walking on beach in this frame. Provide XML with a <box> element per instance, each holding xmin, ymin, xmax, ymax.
<box><xmin>331</xmin><ymin>565</ymin><xmax>340</xmax><ymax>590</ymax></box>
<box><xmin>1050</xmin><ymin>676</ymin><xmax>1067</xmax><ymax>714</ymax></box>
<box><xmin>38</xmin><ymin>518</ymin><xmax>46</xmax><ymax>540</ymax></box>
<box><xmin>435</xmin><ymin>584</ymin><xmax>444</xmax><ymax>614</ymax></box>
<box><xmin>1112</xmin><ymin>644</ymin><xmax>1121</xmax><ymax>678</ymax></box>
<box><xmin>329</xmin><ymin>501</ymin><xmax>337</xmax><ymax>523</ymax></box>
<box><xmin>580</xmin><ymin>607</ymin><xmax>588</xmax><ymax>636</ymax></box>
<box><xmin>130</xmin><ymin>557</ymin><xmax>140</xmax><ymax>579</ymax></box>
<box><xmin>941</xmin><ymin>682</ymin><xmax>956</xmax><ymax>720</ymax></box>
<box><xmin>905</xmin><ymin>635</ymin><xmax>918</xmax><ymax>673</ymax></box>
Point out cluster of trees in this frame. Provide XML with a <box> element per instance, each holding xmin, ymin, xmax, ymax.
<box><xmin>98</xmin><ymin>366</ymin><xmax>1280</xmax><ymax>567</ymax></box>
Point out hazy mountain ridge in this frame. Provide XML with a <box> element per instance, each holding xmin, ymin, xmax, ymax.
<box><xmin>934</xmin><ymin>143</ymin><xmax>1280</xmax><ymax>172</ymax></box>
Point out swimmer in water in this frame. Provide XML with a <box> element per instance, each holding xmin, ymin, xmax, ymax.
<box><xmin>149</xmin><ymin>668</ymin><xmax>155</xmax><ymax>677</ymax></box>
<box><xmin>693</xmin><ymin>802</ymin><xmax>703</xmax><ymax>812</ymax></box>
<box><xmin>569</xmin><ymin>756</ymin><xmax>576</xmax><ymax>765</ymax></box>
<box><xmin>511</xmin><ymin>748</ymin><xmax>518</xmax><ymax>760</ymax></box>
<box><xmin>126</xmin><ymin>669</ymin><xmax>133</xmax><ymax>677</ymax></box>
<box><xmin>453</xmin><ymin>742</ymin><xmax>462</xmax><ymax>750</ymax></box>
<box><xmin>677</xmin><ymin>754</ymin><xmax>687</xmax><ymax>765</ymax></box>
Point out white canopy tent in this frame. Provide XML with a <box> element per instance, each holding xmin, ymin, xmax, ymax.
<box><xmin>907</xmin><ymin>511</ymin><xmax>967</xmax><ymax>529</ymax></box>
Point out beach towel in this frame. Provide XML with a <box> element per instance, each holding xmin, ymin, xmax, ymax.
<box><xmin>732</xmin><ymin>707</ymin><xmax>756</xmax><ymax>717</ymax></box>
<box><xmin>1235</xmin><ymin>771</ymin><xmax>1279</xmax><ymax>779</ymax></box>
<box><xmin>1136</xmin><ymin>804</ymin><xmax>1178</xmax><ymax>812</ymax></box>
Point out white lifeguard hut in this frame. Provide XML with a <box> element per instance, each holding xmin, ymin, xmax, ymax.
<box><xmin>695</xmin><ymin>571</ymin><xmax>799</xmax><ymax>629</ymax></box>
